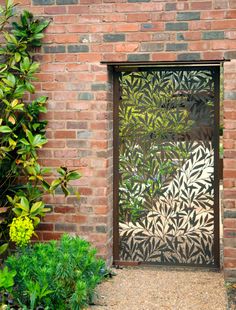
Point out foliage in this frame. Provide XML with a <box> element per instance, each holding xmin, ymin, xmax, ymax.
<box><xmin>0</xmin><ymin>266</ymin><xmax>16</xmax><ymax>292</ymax></box>
<box><xmin>0</xmin><ymin>1</ymin><xmax>81</xmax><ymax>251</ymax></box>
<box><xmin>5</xmin><ymin>234</ymin><xmax>106</xmax><ymax>309</ymax></box>
<box><xmin>0</xmin><ymin>266</ymin><xmax>16</xmax><ymax>308</ymax></box>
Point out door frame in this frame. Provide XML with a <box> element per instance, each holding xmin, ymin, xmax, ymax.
<box><xmin>112</xmin><ymin>62</ymin><xmax>221</xmax><ymax>268</ymax></box>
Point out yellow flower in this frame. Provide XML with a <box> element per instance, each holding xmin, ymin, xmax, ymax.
<box><xmin>9</xmin><ymin>216</ymin><xmax>34</xmax><ymax>247</ymax></box>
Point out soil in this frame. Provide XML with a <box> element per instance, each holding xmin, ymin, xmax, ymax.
<box><xmin>90</xmin><ymin>266</ymin><xmax>227</xmax><ymax>310</ymax></box>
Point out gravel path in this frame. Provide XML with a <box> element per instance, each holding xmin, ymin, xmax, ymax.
<box><xmin>90</xmin><ymin>267</ymin><xmax>227</xmax><ymax>310</ymax></box>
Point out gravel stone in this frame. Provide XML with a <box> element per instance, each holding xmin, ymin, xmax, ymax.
<box><xmin>90</xmin><ymin>267</ymin><xmax>227</xmax><ymax>310</ymax></box>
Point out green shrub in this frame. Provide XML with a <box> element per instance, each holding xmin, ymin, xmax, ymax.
<box><xmin>5</xmin><ymin>234</ymin><xmax>106</xmax><ymax>309</ymax></box>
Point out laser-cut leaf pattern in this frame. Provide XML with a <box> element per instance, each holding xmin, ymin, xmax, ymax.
<box><xmin>118</xmin><ymin>69</ymin><xmax>216</xmax><ymax>266</ymax></box>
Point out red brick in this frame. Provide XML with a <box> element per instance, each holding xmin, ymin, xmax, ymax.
<box><xmin>42</xmin><ymin>232</ymin><xmax>63</xmax><ymax>241</ymax></box>
<box><xmin>226</xmin><ymin>10</ymin><xmax>236</xmax><ymax>19</ymax></box>
<box><xmin>189</xmin><ymin>41</ymin><xmax>211</xmax><ymax>51</ymax></box>
<box><xmin>224</xmin><ymin>170</ymin><xmax>236</xmax><ymax>178</ymax></box>
<box><xmin>54</xmin><ymin>15</ymin><xmax>77</xmax><ymax>24</ymax></box>
<box><xmin>54</xmin><ymin>131</ymin><xmax>76</xmax><ymax>139</ymax></box>
<box><xmin>79</xmin><ymin>53</ymin><xmax>101</xmax><ymax>62</ymax></box>
<box><xmin>45</xmin><ymin>25</ymin><xmax>66</xmax><ymax>34</ymax></box>
<box><xmin>46</xmin><ymin>140</ymin><xmax>66</xmax><ymax>148</ymax></box>
<box><xmin>224</xmin><ymin>151</ymin><xmax>236</xmax><ymax>160</ymax></box>
<box><xmin>224</xmin><ymin>131</ymin><xmax>236</xmax><ymax>140</ymax></box>
<box><xmin>224</xmin><ymin>219</ymin><xmax>236</xmax><ymax>229</ymax></box>
<box><xmin>224</xmin><ymin>258</ymin><xmax>236</xmax><ymax>268</ymax></box>
<box><xmin>151</xmin><ymin>53</ymin><xmax>177</xmax><ymax>61</ymax></box>
<box><xmin>67</xmin><ymin>6</ymin><xmax>90</xmax><ymax>14</ymax></box>
<box><xmin>202</xmin><ymin>10</ymin><xmax>225</xmax><ymax>20</ymax></box>
<box><xmin>189</xmin><ymin>21</ymin><xmax>211</xmax><ymax>30</ymax></box>
<box><xmin>115</xmin><ymin>43</ymin><xmax>139</xmax><ymax>52</ymax></box>
<box><xmin>127</xmin><ymin>13</ymin><xmax>150</xmax><ymax>22</ymax></box>
<box><xmin>44</xmin><ymin>6</ymin><xmax>66</xmax><ymax>15</ymax></box>
<box><xmin>224</xmin><ymin>248</ymin><xmax>236</xmax><ymax>257</ymax></box>
<box><xmin>224</xmin><ymin>190</ymin><xmax>236</xmax><ymax>200</ymax></box>
<box><xmin>191</xmin><ymin>1</ymin><xmax>212</xmax><ymax>10</ymax></box>
<box><xmin>115</xmin><ymin>23</ymin><xmax>139</xmax><ymax>32</ymax></box>
<box><xmin>203</xmin><ymin>51</ymin><xmax>224</xmax><ymax>59</ymax></box>
<box><xmin>212</xmin><ymin>20</ymin><xmax>236</xmax><ymax>30</ymax></box>
<box><xmin>182</xmin><ymin>32</ymin><xmax>201</xmax><ymax>41</ymax></box>
<box><xmin>54</xmin><ymin>206</ymin><xmax>76</xmax><ymax>213</ymax></box>
<box><xmin>126</xmin><ymin>33</ymin><xmax>152</xmax><ymax>42</ymax></box>
<box><xmin>54</xmin><ymin>112</ymin><xmax>80</xmax><ymax>120</ymax></box>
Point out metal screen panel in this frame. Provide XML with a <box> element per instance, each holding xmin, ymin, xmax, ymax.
<box><xmin>114</xmin><ymin>66</ymin><xmax>220</xmax><ymax>267</ymax></box>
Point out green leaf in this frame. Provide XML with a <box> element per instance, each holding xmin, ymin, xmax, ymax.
<box><xmin>30</xmin><ymin>201</ymin><xmax>44</xmax><ymax>215</ymax></box>
<box><xmin>19</xmin><ymin>138</ymin><xmax>30</xmax><ymax>145</ymax></box>
<box><xmin>57</xmin><ymin>167</ymin><xmax>67</xmax><ymax>176</ymax></box>
<box><xmin>0</xmin><ymin>243</ymin><xmax>8</xmax><ymax>255</ymax></box>
<box><xmin>50</xmin><ymin>179</ymin><xmax>62</xmax><ymax>191</ymax></box>
<box><xmin>31</xmin><ymin>216</ymin><xmax>40</xmax><ymax>227</ymax></box>
<box><xmin>25</xmin><ymin>81</ymin><xmax>35</xmax><ymax>93</ymax></box>
<box><xmin>20</xmin><ymin>196</ymin><xmax>30</xmax><ymax>212</ymax></box>
<box><xmin>42</xmin><ymin>180</ymin><xmax>50</xmax><ymax>191</ymax></box>
<box><xmin>0</xmin><ymin>266</ymin><xmax>16</xmax><ymax>289</ymax></box>
<box><xmin>26</xmin><ymin>130</ymin><xmax>34</xmax><ymax>144</ymax></box>
<box><xmin>35</xmin><ymin>20</ymin><xmax>50</xmax><ymax>33</ymax></box>
<box><xmin>29</xmin><ymin>62</ymin><xmax>40</xmax><ymax>73</ymax></box>
<box><xmin>0</xmin><ymin>125</ymin><xmax>12</xmax><ymax>133</ymax></box>
<box><xmin>32</xmin><ymin>134</ymin><xmax>47</xmax><ymax>147</ymax></box>
<box><xmin>67</xmin><ymin>171</ymin><xmax>81</xmax><ymax>181</ymax></box>
<box><xmin>12</xmin><ymin>208</ymin><xmax>21</xmax><ymax>216</ymax></box>
<box><xmin>14</xmin><ymin>52</ymin><xmax>21</xmax><ymax>62</ymax></box>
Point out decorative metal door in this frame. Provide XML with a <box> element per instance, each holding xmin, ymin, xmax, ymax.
<box><xmin>113</xmin><ymin>65</ymin><xmax>220</xmax><ymax>267</ymax></box>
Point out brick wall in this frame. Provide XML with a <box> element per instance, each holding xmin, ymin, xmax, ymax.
<box><xmin>17</xmin><ymin>0</ymin><xmax>236</xmax><ymax>275</ymax></box>
<box><xmin>224</xmin><ymin>60</ymin><xmax>236</xmax><ymax>280</ymax></box>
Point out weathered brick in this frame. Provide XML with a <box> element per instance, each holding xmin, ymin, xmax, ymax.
<box><xmin>225</xmin><ymin>51</ymin><xmax>236</xmax><ymax>59</ymax></box>
<box><xmin>165</xmin><ymin>22</ymin><xmax>188</xmax><ymax>31</ymax></box>
<box><xmin>225</xmin><ymin>91</ymin><xmax>236</xmax><ymax>100</ymax></box>
<box><xmin>56</xmin><ymin>0</ymin><xmax>78</xmax><ymax>4</ymax></box>
<box><xmin>177</xmin><ymin>12</ymin><xmax>201</xmax><ymax>21</ymax></box>
<box><xmin>55</xmin><ymin>223</ymin><xmax>77</xmax><ymax>232</ymax></box>
<box><xmin>177</xmin><ymin>53</ymin><xmax>201</xmax><ymax>60</ymax></box>
<box><xmin>103</xmin><ymin>34</ymin><xmax>125</xmax><ymax>42</ymax></box>
<box><xmin>141</xmin><ymin>43</ymin><xmax>164</xmax><ymax>52</ymax></box>
<box><xmin>78</xmin><ymin>92</ymin><xmax>94</xmax><ymax>100</ymax></box>
<box><xmin>91</xmin><ymin>83</ymin><xmax>109</xmax><ymax>91</ymax></box>
<box><xmin>177</xmin><ymin>33</ymin><xmax>184</xmax><ymax>41</ymax></box>
<box><xmin>96</xmin><ymin>226</ymin><xmax>107</xmax><ymax>233</ymax></box>
<box><xmin>127</xmin><ymin>54</ymin><xmax>150</xmax><ymax>61</ymax></box>
<box><xmin>165</xmin><ymin>3</ymin><xmax>176</xmax><ymax>11</ymax></box>
<box><xmin>152</xmin><ymin>33</ymin><xmax>171</xmax><ymax>41</ymax></box>
<box><xmin>128</xmin><ymin>0</ymin><xmax>150</xmax><ymax>2</ymax></box>
<box><xmin>166</xmin><ymin>43</ymin><xmax>188</xmax><ymax>51</ymax></box>
<box><xmin>44</xmin><ymin>45</ymin><xmax>66</xmax><ymax>53</ymax></box>
<box><xmin>32</xmin><ymin>0</ymin><xmax>54</xmax><ymax>4</ymax></box>
<box><xmin>77</xmin><ymin>131</ymin><xmax>92</xmax><ymax>139</ymax></box>
<box><xmin>202</xmin><ymin>31</ymin><xmax>225</xmax><ymax>40</ymax></box>
<box><xmin>67</xmin><ymin>45</ymin><xmax>89</xmax><ymax>53</ymax></box>
<box><xmin>225</xmin><ymin>210</ymin><xmax>236</xmax><ymax>218</ymax></box>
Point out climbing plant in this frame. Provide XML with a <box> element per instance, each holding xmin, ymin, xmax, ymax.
<box><xmin>0</xmin><ymin>0</ymin><xmax>81</xmax><ymax>253</ymax></box>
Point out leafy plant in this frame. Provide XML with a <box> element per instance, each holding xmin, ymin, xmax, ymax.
<box><xmin>6</xmin><ymin>234</ymin><xmax>106</xmax><ymax>309</ymax></box>
<box><xmin>0</xmin><ymin>266</ymin><xmax>16</xmax><ymax>292</ymax></box>
<box><xmin>0</xmin><ymin>266</ymin><xmax>16</xmax><ymax>308</ymax></box>
<box><xmin>0</xmin><ymin>0</ymin><xmax>81</xmax><ymax>252</ymax></box>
